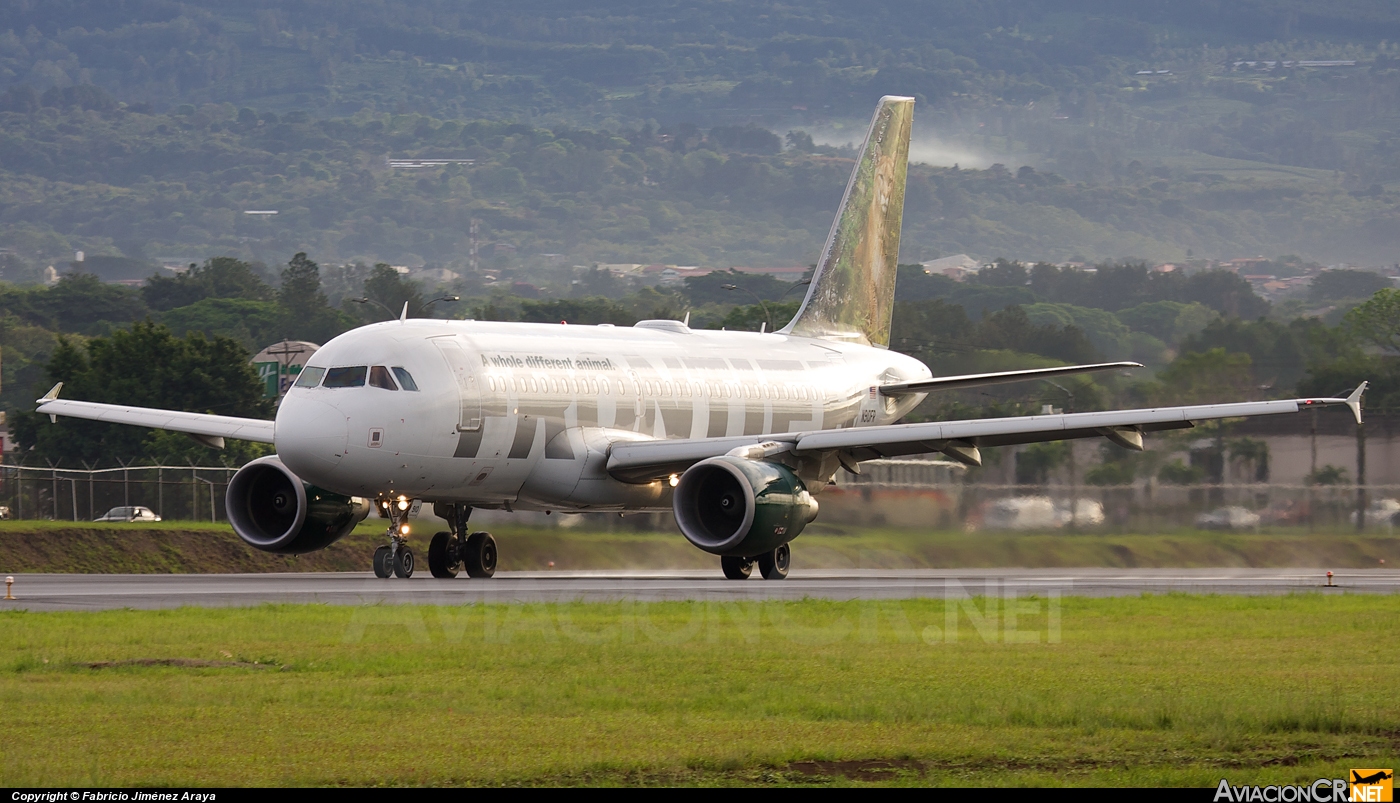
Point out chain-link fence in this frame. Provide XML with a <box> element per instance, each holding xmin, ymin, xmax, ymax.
<box><xmin>0</xmin><ymin>456</ymin><xmax>1392</xmax><ymax>533</ymax></box>
<box><xmin>827</xmin><ymin>459</ymin><xmax>1397</xmax><ymax>533</ymax></box>
<box><xmin>0</xmin><ymin>461</ymin><xmax>237</xmax><ymax>522</ymax></box>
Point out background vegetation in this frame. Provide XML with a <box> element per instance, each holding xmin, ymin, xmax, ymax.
<box><xmin>1</xmin><ymin>1</ymin><xmax>1400</xmax><ymax>269</ymax></box>
<box><xmin>1</xmin><ymin>2</ymin><xmax>1398</xmax><ymax>482</ymax></box>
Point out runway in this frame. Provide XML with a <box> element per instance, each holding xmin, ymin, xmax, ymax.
<box><xmin>3</xmin><ymin>569</ymin><xmax>1398</xmax><ymax>611</ymax></box>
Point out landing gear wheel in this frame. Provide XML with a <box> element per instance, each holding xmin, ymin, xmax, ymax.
<box><xmin>428</xmin><ymin>531</ymin><xmax>459</xmax><ymax>578</ymax></box>
<box><xmin>373</xmin><ymin>545</ymin><xmax>393</xmax><ymax>578</ymax></box>
<box><xmin>758</xmin><ymin>543</ymin><xmax>790</xmax><ymax>580</ymax></box>
<box><xmin>393</xmin><ymin>546</ymin><xmax>415</xmax><ymax>579</ymax></box>
<box><xmin>464</xmin><ymin>531</ymin><xmax>497</xmax><ymax>578</ymax></box>
<box><xmin>721</xmin><ymin>555</ymin><xmax>753</xmax><ymax>580</ymax></box>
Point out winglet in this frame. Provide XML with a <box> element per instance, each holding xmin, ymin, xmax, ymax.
<box><xmin>399</xmin><ymin>302</ymin><xmax>409</xmax><ymax>322</ymax></box>
<box><xmin>37</xmin><ymin>382</ymin><xmax>62</xmax><ymax>404</ymax></box>
<box><xmin>1346</xmin><ymin>381</ymin><xmax>1367</xmax><ymax>425</ymax></box>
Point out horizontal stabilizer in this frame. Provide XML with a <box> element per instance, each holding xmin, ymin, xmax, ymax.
<box><xmin>880</xmin><ymin>362</ymin><xmax>1142</xmax><ymax>395</ymax></box>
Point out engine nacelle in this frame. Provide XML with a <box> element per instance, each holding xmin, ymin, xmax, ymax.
<box><xmin>672</xmin><ymin>456</ymin><xmax>819</xmax><ymax>556</ymax></box>
<box><xmin>226</xmin><ymin>456</ymin><xmax>370</xmax><ymax>554</ymax></box>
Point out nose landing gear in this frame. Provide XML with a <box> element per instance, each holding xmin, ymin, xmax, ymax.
<box><xmin>373</xmin><ymin>496</ymin><xmax>417</xmax><ymax>579</ymax></box>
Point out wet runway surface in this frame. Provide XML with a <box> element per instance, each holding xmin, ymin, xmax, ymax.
<box><xmin>3</xmin><ymin>569</ymin><xmax>1398</xmax><ymax>611</ymax></box>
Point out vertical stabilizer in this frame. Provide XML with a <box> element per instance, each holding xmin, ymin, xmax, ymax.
<box><xmin>781</xmin><ymin>95</ymin><xmax>913</xmax><ymax>347</ymax></box>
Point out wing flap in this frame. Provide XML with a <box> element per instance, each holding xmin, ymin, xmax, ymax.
<box><xmin>36</xmin><ymin>398</ymin><xmax>276</xmax><ymax>444</ymax></box>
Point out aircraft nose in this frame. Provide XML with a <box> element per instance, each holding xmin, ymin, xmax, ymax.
<box><xmin>275</xmin><ymin>396</ymin><xmax>348</xmax><ymax>475</ymax></box>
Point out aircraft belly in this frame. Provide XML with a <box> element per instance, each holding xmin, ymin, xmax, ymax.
<box><xmin>519</xmin><ymin>427</ymin><xmax>668</xmax><ymax>510</ymax></box>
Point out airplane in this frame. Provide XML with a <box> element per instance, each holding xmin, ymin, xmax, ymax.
<box><xmin>34</xmin><ymin>96</ymin><xmax>1367</xmax><ymax>581</ymax></box>
<box><xmin>1352</xmin><ymin>770</ymin><xmax>1393</xmax><ymax>785</ymax></box>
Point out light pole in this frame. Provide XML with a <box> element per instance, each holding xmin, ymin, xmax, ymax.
<box><xmin>720</xmin><ymin>284</ymin><xmax>771</xmax><ymax>331</ymax></box>
<box><xmin>1042</xmin><ymin>379</ymin><xmax>1077</xmax><ymax>529</ymax></box>
<box><xmin>720</xmin><ymin>279</ymin><xmax>810</xmax><ymax>332</ymax></box>
<box><xmin>351</xmin><ymin>295</ymin><xmax>460</xmax><ymax>320</ymax></box>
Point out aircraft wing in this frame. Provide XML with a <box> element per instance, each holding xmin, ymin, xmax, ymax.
<box><xmin>606</xmin><ymin>385</ymin><xmax>1365</xmax><ymax>483</ymax></box>
<box><xmin>34</xmin><ymin>383</ymin><xmax>276</xmax><ymax>445</ymax></box>
<box><xmin>879</xmin><ymin>361</ymin><xmax>1142</xmax><ymax>395</ymax></box>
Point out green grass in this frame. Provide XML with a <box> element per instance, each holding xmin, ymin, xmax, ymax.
<box><xmin>3</xmin><ymin>595</ymin><xmax>1397</xmax><ymax>786</ymax></box>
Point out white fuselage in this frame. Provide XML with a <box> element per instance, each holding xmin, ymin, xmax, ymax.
<box><xmin>274</xmin><ymin>319</ymin><xmax>931</xmax><ymax>511</ymax></box>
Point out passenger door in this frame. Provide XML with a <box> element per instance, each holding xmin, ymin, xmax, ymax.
<box><xmin>431</xmin><ymin>336</ymin><xmax>483</xmax><ymax>432</ymax></box>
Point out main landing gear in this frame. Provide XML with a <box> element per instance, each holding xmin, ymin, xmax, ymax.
<box><xmin>721</xmin><ymin>543</ymin><xmax>790</xmax><ymax>581</ymax></box>
<box><xmin>426</xmin><ymin>502</ymin><xmax>497</xmax><ymax>579</ymax></box>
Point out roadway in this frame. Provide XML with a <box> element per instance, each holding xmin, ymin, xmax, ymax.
<box><xmin>3</xmin><ymin>569</ymin><xmax>1398</xmax><ymax>611</ymax></box>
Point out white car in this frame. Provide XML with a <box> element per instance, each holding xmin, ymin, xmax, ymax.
<box><xmin>94</xmin><ymin>506</ymin><xmax>162</xmax><ymax>522</ymax></box>
<box><xmin>1195</xmin><ymin>506</ymin><xmax>1260</xmax><ymax>531</ymax></box>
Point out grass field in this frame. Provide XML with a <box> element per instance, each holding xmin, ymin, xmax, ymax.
<box><xmin>4</xmin><ymin>595</ymin><xmax>1398</xmax><ymax>786</ymax></box>
<box><xmin>2</xmin><ymin>521</ymin><xmax>1398</xmax><ymax>574</ymax></box>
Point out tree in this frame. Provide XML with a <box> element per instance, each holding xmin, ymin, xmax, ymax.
<box><xmin>969</xmin><ymin>259</ymin><xmax>1028</xmax><ymax>288</ymax></box>
<box><xmin>1179</xmin><ymin>271</ymin><xmax>1270</xmax><ymax>320</ymax></box>
<box><xmin>33</xmin><ymin>274</ymin><xmax>148</xmax><ymax>333</ymax></box>
<box><xmin>279</xmin><ymin>252</ymin><xmax>327</xmax><ymax>318</ymax></box>
<box><xmin>1342</xmin><ymin>287</ymin><xmax>1400</xmax><ymax>355</ymax></box>
<box><xmin>1310</xmin><ymin>269</ymin><xmax>1391</xmax><ymax>303</ymax></box>
<box><xmin>1179</xmin><ymin>318</ymin><xmax>1331</xmax><ymax>393</ymax></box>
<box><xmin>275</xmin><ymin>253</ymin><xmax>355</xmax><ymax>344</ymax></box>
<box><xmin>9</xmin><ymin>321</ymin><xmax>273</xmax><ymax>466</ymax></box>
<box><xmin>975</xmin><ymin>305</ymin><xmax>1098</xmax><ymax>364</ymax></box>
<box><xmin>518</xmin><ymin>298</ymin><xmax>637</xmax><ymax>326</ymax></box>
<box><xmin>1015</xmin><ymin>441</ymin><xmax>1069</xmax><ymax>485</ymax></box>
<box><xmin>359</xmin><ymin>263</ymin><xmax>425</xmax><ymax>320</ymax></box>
<box><xmin>143</xmin><ymin>257</ymin><xmax>274</xmax><ymax>312</ymax></box>
<box><xmin>1154</xmin><ymin>347</ymin><xmax>1255</xmax><ymax>404</ymax></box>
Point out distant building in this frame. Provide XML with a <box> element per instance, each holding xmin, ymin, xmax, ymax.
<box><xmin>921</xmin><ymin>254</ymin><xmax>980</xmax><ymax>280</ymax></box>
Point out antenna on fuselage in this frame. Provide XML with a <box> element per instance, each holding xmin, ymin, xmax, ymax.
<box><xmin>682</xmin><ymin>311</ymin><xmax>690</xmax><ymax>326</ymax></box>
<box><xmin>399</xmin><ymin>302</ymin><xmax>409</xmax><ymax>322</ymax></box>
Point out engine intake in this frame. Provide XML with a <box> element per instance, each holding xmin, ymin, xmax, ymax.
<box><xmin>673</xmin><ymin>456</ymin><xmax>818</xmax><ymax>556</ymax></box>
<box><xmin>226</xmin><ymin>456</ymin><xmax>370</xmax><ymax>554</ymax></box>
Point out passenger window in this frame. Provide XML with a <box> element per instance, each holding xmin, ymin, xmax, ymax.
<box><xmin>369</xmin><ymin>366</ymin><xmax>398</xmax><ymax>390</ymax></box>
<box><xmin>322</xmin><ymin>366</ymin><xmax>368</xmax><ymax>388</ymax></box>
<box><xmin>294</xmin><ymin>366</ymin><xmax>326</xmax><ymax>388</ymax></box>
<box><xmin>391</xmin><ymin>367</ymin><xmax>419</xmax><ymax>391</ymax></box>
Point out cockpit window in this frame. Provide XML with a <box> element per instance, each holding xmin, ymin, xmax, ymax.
<box><xmin>293</xmin><ymin>366</ymin><xmax>325</xmax><ymax>388</ymax></box>
<box><xmin>322</xmin><ymin>366</ymin><xmax>368</xmax><ymax>388</ymax></box>
<box><xmin>369</xmin><ymin>365</ymin><xmax>398</xmax><ymax>390</ymax></box>
<box><xmin>392</xmin><ymin>366</ymin><xmax>419</xmax><ymax>391</ymax></box>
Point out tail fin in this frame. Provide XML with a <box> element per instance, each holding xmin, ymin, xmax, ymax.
<box><xmin>781</xmin><ymin>95</ymin><xmax>913</xmax><ymax>347</ymax></box>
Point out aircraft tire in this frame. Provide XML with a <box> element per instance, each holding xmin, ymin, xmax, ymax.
<box><xmin>373</xmin><ymin>545</ymin><xmax>393</xmax><ymax>578</ymax></box>
<box><xmin>757</xmin><ymin>543</ymin><xmax>790</xmax><ymax>580</ymax></box>
<box><xmin>464</xmin><ymin>531</ymin><xmax>497</xmax><ymax>578</ymax></box>
<box><xmin>720</xmin><ymin>555</ymin><xmax>752</xmax><ymax>580</ymax></box>
<box><xmin>428</xmin><ymin>531</ymin><xmax>458</xmax><ymax>578</ymax></box>
<box><xmin>394</xmin><ymin>546</ymin><xmax>415</xmax><ymax>579</ymax></box>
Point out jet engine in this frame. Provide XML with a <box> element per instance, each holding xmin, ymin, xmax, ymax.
<box><xmin>672</xmin><ymin>456</ymin><xmax>818</xmax><ymax>556</ymax></box>
<box><xmin>226</xmin><ymin>456</ymin><xmax>371</xmax><ymax>554</ymax></box>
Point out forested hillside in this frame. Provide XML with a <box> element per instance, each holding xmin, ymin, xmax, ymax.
<box><xmin>0</xmin><ymin>2</ymin><xmax>1399</xmax><ymax>267</ymax></box>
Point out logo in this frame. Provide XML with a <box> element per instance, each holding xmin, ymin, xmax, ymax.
<box><xmin>1351</xmin><ymin>770</ymin><xmax>1393</xmax><ymax>802</ymax></box>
